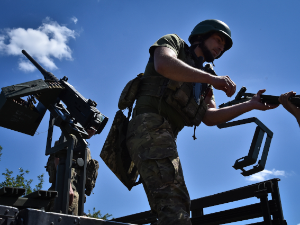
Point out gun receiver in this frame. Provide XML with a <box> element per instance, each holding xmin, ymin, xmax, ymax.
<box><xmin>219</xmin><ymin>86</ymin><xmax>300</xmax><ymax>108</ymax></box>
<box><xmin>21</xmin><ymin>50</ymin><xmax>108</xmax><ymax>135</ymax></box>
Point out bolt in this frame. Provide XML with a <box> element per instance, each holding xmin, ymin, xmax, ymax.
<box><xmin>5</xmin><ymin>209</ymin><xmax>9</xmax><ymax>214</ymax></box>
<box><xmin>58</xmin><ymin>217</ymin><xmax>62</xmax><ymax>222</ymax></box>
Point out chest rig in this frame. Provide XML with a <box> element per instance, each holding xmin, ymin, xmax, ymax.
<box><xmin>138</xmin><ymin>44</ymin><xmax>216</xmax><ymax>127</ymax></box>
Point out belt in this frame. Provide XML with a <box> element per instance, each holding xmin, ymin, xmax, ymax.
<box><xmin>135</xmin><ymin>107</ymin><xmax>159</xmax><ymax>116</ymax></box>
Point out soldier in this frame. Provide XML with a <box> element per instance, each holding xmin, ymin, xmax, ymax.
<box><xmin>126</xmin><ymin>19</ymin><xmax>278</xmax><ymax>224</ymax></box>
<box><xmin>45</xmin><ymin>127</ymin><xmax>99</xmax><ymax>215</ymax></box>
<box><xmin>279</xmin><ymin>91</ymin><xmax>300</xmax><ymax>126</ymax></box>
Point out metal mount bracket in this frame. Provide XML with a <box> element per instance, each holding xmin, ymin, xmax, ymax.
<box><xmin>217</xmin><ymin>117</ymin><xmax>273</xmax><ymax>176</ymax></box>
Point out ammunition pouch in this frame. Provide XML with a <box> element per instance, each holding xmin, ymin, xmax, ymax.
<box><xmin>118</xmin><ymin>73</ymin><xmax>143</xmax><ymax>110</ymax></box>
<box><xmin>85</xmin><ymin>159</ymin><xmax>99</xmax><ymax>196</ymax></box>
<box><xmin>100</xmin><ymin>110</ymin><xmax>139</xmax><ymax>190</ymax></box>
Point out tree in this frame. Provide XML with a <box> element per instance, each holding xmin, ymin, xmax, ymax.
<box><xmin>0</xmin><ymin>145</ymin><xmax>111</xmax><ymax>219</ymax></box>
<box><xmin>86</xmin><ymin>207</ymin><xmax>112</xmax><ymax>220</ymax></box>
<box><xmin>0</xmin><ymin>145</ymin><xmax>44</xmax><ymax>195</ymax></box>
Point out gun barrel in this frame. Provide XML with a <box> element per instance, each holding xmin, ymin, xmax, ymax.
<box><xmin>22</xmin><ymin>50</ymin><xmax>59</xmax><ymax>82</ymax></box>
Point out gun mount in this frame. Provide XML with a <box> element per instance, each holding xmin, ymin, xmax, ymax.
<box><xmin>217</xmin><ymin>87</ymin><xmax>278</xmax><ymax>176</ymax></box>
<box><xmin>0</xmin><ymin>50</ymin><xmax>108</xmax><ymax>216</ymax></box>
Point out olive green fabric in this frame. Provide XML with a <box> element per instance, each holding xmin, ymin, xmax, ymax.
<box><xmin>126</xmin><ymin>113</ymin><xmax>191</xmax><ymax>225</ymax></box>
<box><xmin>136</xmin><ymin>34</ymin><xmax>214</xmax><ymax>133</ymax></box>
<box><xmin>118</xmin><ymin>73</ymin><xmax>143</xmax><ymax>110</ymax></box>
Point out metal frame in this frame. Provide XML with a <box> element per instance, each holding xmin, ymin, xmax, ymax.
<box><xmin>217</xmin><ymin>117</ymin><xmax>273</xmax><ymax>176</ymax></box>
<box><xmin>0</xmin><ymin>205</ymin><xmax>133</xmax><ymax>225</ymax></box>
<box><xmin>112</xmin><ymin>178</ymin><xmax>286</xmax><ymax>225</ymax></box>
<box><xmin>0</xmin><ymin>187</ymin><xmax>57</xmax><ymax>210</ymax></box>
<box><xmin>45</xmin><ymin>103</ymin><xmax>88</xmax><ymax>215</ymax></box>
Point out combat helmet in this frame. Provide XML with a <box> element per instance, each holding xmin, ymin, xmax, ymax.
<box><xmin>189</xmin><ymin>19</ymin><xmax>233</xmax><ymax>59</ymax></box>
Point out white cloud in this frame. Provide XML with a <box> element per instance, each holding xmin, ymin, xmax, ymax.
<box><xmin>246</xmin><ymin>169</ymin><xmax>286</xmax><ymax>182</ymax></box>
<box><xmin>0</xmin><ymin>17</ymin><xmax>77</xmax><ymax>71</ymax></box>
<box><xmin>0</xmin><ymin>36</ymin><xmax>5</xmax><ymax>51</ymax></box>
<box><xmin>19</xmin><ymin>60</ymin><xmax>36</xmax><ymax>72</ymax></box>
<box><xmin>71</xmin><ymin>17</ymin><xmax>78</xmax><ymax>24</ymax></box>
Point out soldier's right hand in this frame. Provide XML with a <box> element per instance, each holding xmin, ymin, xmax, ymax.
<box><xmin>211</xmin><ymin>75</ymin><xmax>236</xmax><ymax>97</ymax></box>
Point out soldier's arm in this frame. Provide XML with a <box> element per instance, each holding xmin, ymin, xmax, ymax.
<box><xmin>202</xmin><ymin>89</ymin><xmax>279</xmax><ymax>126</ymax></box>
<box><xmin>279</xmin><ymin>91</ymin><xmax>300</xmax><ymax>126</ymax></box>
<box><xmin>153</xmin><ymin>47</ymin><xmax>236</xmax><ymax>97</ymax></box>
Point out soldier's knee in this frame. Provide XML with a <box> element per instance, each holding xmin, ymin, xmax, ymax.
<box><xmin>157</xmin><ymin>204</ymin><xmax>191</xmax><ymax>225</ymax></box>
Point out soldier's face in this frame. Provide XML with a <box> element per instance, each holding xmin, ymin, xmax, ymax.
<box><xmin>204</xmin><ymin>33</ymin><xmax>226</xmax><ymax>59</ymax></box>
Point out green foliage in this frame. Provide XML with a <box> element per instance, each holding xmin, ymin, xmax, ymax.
<box><xmin>0</xmin><ymin>168</ymin><xmax>44</xmax><ymax>195</ymax></box>
<box><xmin>86</xmin><ymin>207</ymin><xmax>112</xmax><ymax>220</ymax></box>
<box><xmin>0</xmin><ymin>146</ymin><xmax>44</xmax><ymax>195</ymax></box>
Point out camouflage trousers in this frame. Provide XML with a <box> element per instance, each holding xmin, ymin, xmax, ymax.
<box><xmin>46</xmin><ymin>148</ymin><xmax>93</xmax><ymax>215</ymax></box>
<box><xmin>126</xmin><ymin>113</ymin><xmax>191</xmax><ymax>225</ymax></box>
<box><xmin>46</xmin><ymin>168</ymin><xmax>79</xmax><ymax>215</ymax></box>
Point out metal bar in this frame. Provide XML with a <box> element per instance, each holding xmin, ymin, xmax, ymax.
<box><xmin>247</xmin><ymin>127</ymin><xmax>264</xmax><ymax>160</ymax></box>
<box><xmin>111</xmin><ymin>210</ymin><xmax>155</xmax><ymax>224</ymax></box>
<box><xmin>24</xmin><ymin>190</ymin><xmax>57</xmax><ymax>199</ymax></box>
<box><xmin>0</xmin><ymin>187</ymin><xmax>25</xmax><ymax>197</ymax></box>
<box><xmin>53</xmin><ymin>136</ymin><xmax>75</xmax><ymax>214</ymax></box>
<box><xmin>0</xmin><ymin>197</ymin><xmax>53</xmax><ymax>209</ymax></box>
<box><xmin>191</xmin><ymin>179</ymin><xmax>277</xmax><ymax>210</ymax></box>
<box><xmin>45</xmin><ymin>114</ymin><xmax>55</xmax><ymax>156</ymax></box>
<box><xmin>217</xmin><ymin>117</ymin><xmax>256</xmax><ymax>129</ymax></box>
<box><xmin>258</xmin><ymin>135</ymin><xmax>272</xmax><ymax>168</ymax></box>
<box><xmin>258</xmin><ymin>195</ymin><xmax>272</xmax><ymax>225</ymax></box>
<box><xmin>77</xmin><ymin>140</ymin><xmax>87</xmax><ymax>216</ymax></box>
<box><xmin>270</xmin><ymin>180</ymin><xmax>285</xmax><ymax>223</ymax></box>
<box><xmin>191</xmin><ymin>200</ymin><xmax>277</xmax><ymax>225</ymax></box>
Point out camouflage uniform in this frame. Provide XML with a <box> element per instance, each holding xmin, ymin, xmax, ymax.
<box><xmin>126</xmin><ymin>113</ymin><xmax>191</xmax><ymax>225</ymax></box>
<box><xmin>45</xmin><ymin>145</ymin><xmax>99</xmax><ymax>215</ymax></box>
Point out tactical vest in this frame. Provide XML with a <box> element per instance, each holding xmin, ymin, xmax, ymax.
<box><xmin>137</xmin><ymin>64</ymin><xmax>215</xmax><ymax>128</ymax></box>
<box><xmin>100</xmin><ymin>46</ymin><xmax>217</xmax><ymax>190</ymax></box>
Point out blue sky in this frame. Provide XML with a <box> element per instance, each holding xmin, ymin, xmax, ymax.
<box><xmin>0</xmin><ymin>0</ymin><xmax>299</xmax><ymax>224</ymax></box>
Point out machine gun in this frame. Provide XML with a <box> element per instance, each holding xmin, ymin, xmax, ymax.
<box><xmin>0</xmin><ymin>50</ymin><xmax>108</xmax><ymax>215</ymax></box>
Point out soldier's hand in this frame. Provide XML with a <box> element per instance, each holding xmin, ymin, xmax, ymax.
<box><xmin>211</xmin><ymin>75</ymin><xmax>236</xmax><ymax>97</ymax></box>
<box><xmin>279</xmin><ymin>91</ymin><xmax>300</xmax><ymax>117</ymax></box>
<box><xmin>250</xmin><ymin>89</ymin><xmax>279</xmax><ymax>111</ymax></box>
